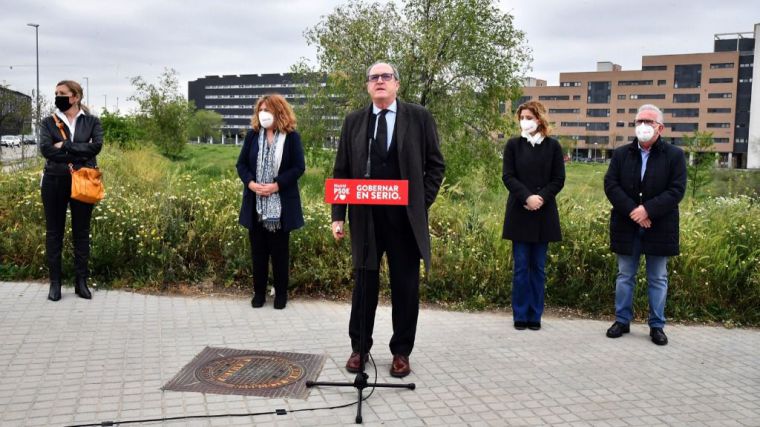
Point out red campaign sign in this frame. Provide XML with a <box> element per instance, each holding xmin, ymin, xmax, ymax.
<box><xmin>325</xmin><ymin>179</ymin><xmax>409</xmax><ymax>205</ymax></box>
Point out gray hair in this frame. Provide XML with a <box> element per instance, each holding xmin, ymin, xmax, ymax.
<box><xmin>637</xmin><ymin>104</ymin><xmax>664</xmax><ymax>123</ymax></box>
<box><xmin>366</xmin><ymin>61</ymin><xmax>400</xmax><ymax>81</ymax></box>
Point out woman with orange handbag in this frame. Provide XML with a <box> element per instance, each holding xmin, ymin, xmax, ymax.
<box><xmin>39</xmin><ymin>80</ymin><xmax>103</xmax><ymax>301</ymax></box>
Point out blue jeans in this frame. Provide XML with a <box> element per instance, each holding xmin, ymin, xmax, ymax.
<box><xmin>614</xmin><ymin>229</ymin><xmax>669</xmax><ymax>328</ymax></box>
<box><xmin>512</xmin><ymin>241</ymin><xmax>548</xmax><ymax>323</ymax></box>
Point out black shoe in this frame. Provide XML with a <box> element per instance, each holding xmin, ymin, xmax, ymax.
<box><xmin>650</xmin><ymin>327</ymin><xmax>668</xmax><ymax>346</ymax></box>
<box><xmin>514</xmin><ymin>321</ymin><xmax>527</xmax><ymax>330</ymax></box>
<box><xmin>74</xmin><ymin>278</ymin><xmax>92</xmax><ymax>299</ymax></box>
<box><xmin>48</xmin><ymin>281</ymin><xmax>62</xmax><ymax>301</ymax></box>
<box><xmin>606</xmin><ymin>321</ymin><xmax>630</xmax><ymax>338</ymax></box>
<box><xmin>273</xmin><ymin>294</ymin><xmax>287</xmax><ymax>310</ymax></box>
<box><xmin>527</xmin><ymin>321</ymin><xmax>541</xmax><ymax>331</ymax></box>
<box><xmin>251</xmin><ymin>293</ymin><xmax>265</xmax><ymax>308</ymax></box>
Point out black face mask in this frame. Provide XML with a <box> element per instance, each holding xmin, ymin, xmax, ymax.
<box><xmin>55</xmin><ymin>95</ymin><xmax>73</xmax><ymax>112</ymax></box>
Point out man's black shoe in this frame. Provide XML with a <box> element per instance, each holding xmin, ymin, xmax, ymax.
<box><xmin>514</xmin><ymin>321</ymin><xmax>527</xmax><ymax>330</ymax></box>
<box><xmin>527</xmin><ymin>322</ymin><xmax>541</xmax><ymax>331</ymax></box>
<box><xmin>650</xmin><ymin>327</ymin><xmax>668</xmax><ymax>346</ymax></box>
<box><xmin>606</xmin><ymin>321</ymin><xmax>630</xmax><ymax>338</ymax></box>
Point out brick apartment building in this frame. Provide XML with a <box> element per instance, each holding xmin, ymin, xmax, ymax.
<box><xmin>520</xmin><ymin>25</ymin><xmax>759</xmax><ymax>168</ymax></box>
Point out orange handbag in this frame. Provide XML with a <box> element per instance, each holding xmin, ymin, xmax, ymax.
<box><xmin>51</xmin><ymin>114</ymin><xmax>105</xmax><ymax>204</ymax></box>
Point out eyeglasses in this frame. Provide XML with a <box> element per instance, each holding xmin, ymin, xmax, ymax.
<box><xmin>367</xmin><ymin>73</ymin><xmax>395</xmax><ymax>83</ymax></box>
<box><xmin>635</xmin><ymin>119</ymin><xmax>660</xmax><ymax>126</ymax></box>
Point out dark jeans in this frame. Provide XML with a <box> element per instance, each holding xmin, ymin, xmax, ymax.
<box><xmin>350</xmin><ymin>206</ymin><xmax>420</xmax><ymax>357</ymax></box>
<box><xmin>41</xmin><ymin>174</ymin><xmax>94</xmax><ymax>283</ymax></box>
<box><xmin>512</xmin><ymin>241</ymin><xmax>549</xmax><ymax>323</ymax></box>
<box><xmin>249</xmin><ymin>221</ymin><xmax>290</xmax><ymax>296</ymax></box>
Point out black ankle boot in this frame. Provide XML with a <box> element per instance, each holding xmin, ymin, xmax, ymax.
<box><xmin>74</xmin><ymin>277</ymin><xmax>92</xmax><ymax>299</ymax></box>
<box><xmin>251</xmin><ymin>293</ymin><xmax>265</xmax><ymax>308</ymax></box>
<box><xmin>273</xmin><ymin>293</ymin><xmax>287</xmax><ymax>310</ymax></box>
<box><xmin>48</xmin><ymin>281</ymin><xmax>62</xmax><ymax>301</ymax></box>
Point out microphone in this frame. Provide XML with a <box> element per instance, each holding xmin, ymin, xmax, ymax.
<box><xmin>365</xmin><ymin>137</ymin><xmax>372</xmax><ymax>178</ymax></box>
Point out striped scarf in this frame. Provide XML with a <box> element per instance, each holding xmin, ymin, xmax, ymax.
<box><xmin>255</xmin><ymin>129</ymin><xmax>282</xmax><ymax>232</ymax></box>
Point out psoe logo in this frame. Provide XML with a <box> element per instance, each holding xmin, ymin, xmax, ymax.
<box><xmin>333</xmin><ymin>184</ymin><xmax>349</xmax><ymax>201</ymax></box>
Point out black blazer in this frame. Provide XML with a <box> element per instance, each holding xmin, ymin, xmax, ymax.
<box><xmin>501</xmin><ymin>136</ymin><xmax>565</xmax><ymax>242</ymax></box>
<box><xmin>604</xmin><ymin>137</ymin><xmax>686</xmax><ymax>256</ymax></box>
<box><xmin>39</xmin><ymin>113</ymin><xmax>103</xmax><ymax>175</ymax></box>
<box><xmin>236</xmin><ymin>130</ymin><xmax>305</xmax><ymax>233</ymax></box>
<box><xmin>331</xmin><ymin>101</ymin><xmax>445</xmax><ymax>270</ymax></box>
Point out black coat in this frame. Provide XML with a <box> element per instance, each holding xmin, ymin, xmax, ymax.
<box><xmin>501</xmin><ymin>136</ymin><xmax>565</xmax><ymax>242</ymax></box>
<box><xmin>39</xmin><ymin>113</ymin><xmax>103</xmax><ymax>175</ymax></box>
<box><xmin>331</xmin><ymin>101</ymin><xmax>445</xmax><ymax>271</ymax></box>
<box><xmin>604</xmin><ymin>137</ymin><xmax>687</xmax><ymax>256</ymax></box>
<box><xmin>236</xmin><ymin>130</ymin><xmax>305</xmax><ymax>233</ymax></box>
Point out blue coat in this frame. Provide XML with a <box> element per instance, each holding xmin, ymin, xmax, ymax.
<box><xmin>236</xmin><ymin>130</ymin><xmax>305</xmax><ymax>232</ymax></box>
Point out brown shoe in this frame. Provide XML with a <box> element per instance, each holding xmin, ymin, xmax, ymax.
<box><xmin>390</xmin><ymin>355</ymin><xmax>411</xmax><ymax>378</ymax></box>
<box><xmin>345</xmin><ymin>352</ymin><xmax>368</xmax><ymax>373</ymax></box>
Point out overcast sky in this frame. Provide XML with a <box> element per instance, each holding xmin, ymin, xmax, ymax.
<box><xmin>1</xmin><ymin>0</ymin><xmax>757</xmax><ymax>113</ymax></box>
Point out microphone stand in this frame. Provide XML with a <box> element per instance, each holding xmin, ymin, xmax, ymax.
<box><xmin>307</xmin><ymin>138</ymin><xmax>415</xmax><ymax>424</ymax></box>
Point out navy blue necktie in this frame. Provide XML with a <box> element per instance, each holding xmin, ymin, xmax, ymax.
<box><xmin>375</xmin><ymin>109</ymin><xmax>389</xmax><ymax>157</ymax></box>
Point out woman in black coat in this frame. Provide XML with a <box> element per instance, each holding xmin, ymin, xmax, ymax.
<box><xmin>502</xmin><ymin>101</ymin><xmax>565</xmax><ymax>330</ymax></box>
<box><xmin>236</xmin><ymin>94</ymin><xmax>305</xmax><ymax>309</ymax></box>
<box><xmin>39</xmin><ymin>80</ymin><xmax>103</xmax><ymax>301</ymax></box>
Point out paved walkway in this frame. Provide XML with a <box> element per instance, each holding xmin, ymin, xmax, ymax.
<box><xmin>1</xmin><ymin>281</ymin><xmax>758</xmax><ymax>427</ymax></box>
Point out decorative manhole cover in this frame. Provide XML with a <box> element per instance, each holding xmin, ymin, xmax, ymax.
<box><xmin>162</xmin><ymin>347</ymin><xmax>325</xmax><ymax>399</ymax></box>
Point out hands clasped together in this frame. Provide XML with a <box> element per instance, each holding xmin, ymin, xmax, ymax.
<box><xmin>248</xmin><ymin>181</ymin><xmax>279</xmax><ymax>197</ymax></box>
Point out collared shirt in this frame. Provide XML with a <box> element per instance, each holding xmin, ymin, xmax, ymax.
<box><xmin>638</xmin><ymin>142</ymin><xmax>651</xmax><ymax>181</ymax></box>
<box><xmin>372</xmin><ymin>100</ymin><xmax>397</xmax><ymax>149</ymax></box>
<box><xmin>54</xmin><ymin>108</ymin><xmax>85</xmax><ymax>140</ymax></box>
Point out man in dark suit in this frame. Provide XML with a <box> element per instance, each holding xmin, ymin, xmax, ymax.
<box><xmin>331</xmin><ymin>62</ymin><xmax>445</xmax><ymax>377</ymax></box>
<box><xmin>604</xmin><ymin>104</ymin><xmax>686</xmax><ymax>346</ymax></box>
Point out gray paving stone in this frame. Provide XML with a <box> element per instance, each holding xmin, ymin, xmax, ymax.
<box><xmin>1</xmin><ymin>281</ymin><xmax>759</xmax><ymax>426</ymax></box>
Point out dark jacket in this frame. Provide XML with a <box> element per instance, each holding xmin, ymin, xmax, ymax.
<box><xmin>501</xmin><ymin>136</ymin><xmax>565</xmax><ymax>242</ymax></box>
<box><xmin>331</xmin><ymin>101</ymin><xmax>445</xmax><ymax>271</ymax></box>
<box><xmin>604</xmin><ymin>137</ymin><xmax>687</xmax><ymax>256</ymax></box>
<box><xmin>39</xmin><ymin>112</ymin><xmax>103</xmax><ymax>175</ymax></box>
<box><xmin>236</xmin><ymin>130</ymin><xmax>305</xmax><ymax>233</ymax></box>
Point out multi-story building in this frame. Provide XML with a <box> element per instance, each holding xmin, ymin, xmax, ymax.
<box><xmin>188</xmin><ymin>73</ymin><xmax>309</xmax><ymax>137</ymax></box>
<box><xmin>0</xmin><ymin>86</ymin><xmax>32</xmax><ymax>136</ymax></box>
<box><xmin>521</xmin><ymin>26</ymin><xmax>758</xmax><ymax>168</ymax></box>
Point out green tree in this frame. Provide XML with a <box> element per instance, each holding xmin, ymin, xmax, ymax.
<box><xmin>682</xmin><ymin>131</ymin><xmax>717</xmax><ymax>198</ymax></box>
<box><xmin>295</xmin><ymin>0</ymin><xmax>530</xmax><ymax>183</ymax></box>
<box><xmin>188</xmin><ymin>109</ymin><xmax>224</xmax><ymax>143</ymax></box>
<box><xmin>100</xmin><ymin>110</ymin><xmax>144</xmax><ymax>150</ymax></box>
<box><xmin>129</xmin><ymin>68</ymin><xmax>193</xmax><ymax>158</ymax></box>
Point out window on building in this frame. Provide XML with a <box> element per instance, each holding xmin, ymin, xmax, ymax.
<box><xmin>663</xmin><ymin>108</ymin><xmax>699</xmax><ymax>117</ymax></box>
<box><xmin>739</xmin><ymin>78</ymin><xmax>753</xmax><ymax>83</ymax></box>
<box><xmin>673</xmin><ymin>93</ymin><xmax>700</xmax><ymax>103</ymax></box>
<box><xmin>616</xmin><ymin>121</ymin><xmax>625</xmax><ymax>127</ymax></box>
<box><xmin>587</xmin><ymin>81</ymin><xmax>611</xmax><ymax>104</ymax></box>
<box><xmin>560</xmin><ymin>122</ymin><xmax>584</xmax><ymax>127</ymax></box>
<box><xmin>667</xmin><ymin>123</ymin><xmax>699</xmax><ymax>132</ymax></box>
<box><xmin>587</xmin><ymin>108</ymin><xmax>610</xmax><ymax>117</ymax></box>
<box><xmin>710</xmin><ymin>63</ymin><xmax>734</xmax><ymax>69</ymax></box>
<box><xmin>586</xmin><ymin>136</ymin><xmax>609</xmax><ymax>144</ymax></box>
<box><xmin>708</xmin><ymin>108</ymin><xmax>731</xmax><ymax>113</ymax></box>
<box><xmin>708</xmin><ymin>93</ymin><xmax>732</xmax><ymax>99</ymax></box>
<box><xmin>714</xmin><ymin>138</ymin><xmax>729</xmax><ymax>143</ymax></box>
<box><xmin>674</xmin><ymin>64</ymin><xmax>702</xmax><ymax>88</ymax></box>
<box><xmin>657</xmin><ymin>80</ymin><xmax>667</xmax><ymax>86</ymax></box>
<box><xmin>628</xmin><ymin>108</ymin><xmax>637</xmax><ymax>114</ymax></box>
<box><xmin>706</xmin><ymin>123</ymin><xmax>731</xmax><ymax>128</ymax></box>
<box><xmin>586</xmin><ymin>122</ymin><xmax>609</xmax><ymax>131</ymax></box>
<box><xmin>572</xmin><ymin>95</ymin><xmax>581</xmax><ymax>101</ymax></box>
<box><xmin>616</xmin><ymin>108</ymin><xmax>625</xmax><ymax>113</ymax></box>
<box><xmin>538</xmin><ymin>95</ymin><xmax>570</xmax><ymax>101</ymax></box>
<box><xmin>618</xmin><ymin>80</ymin><xmax>653</xmax><ymax>86</ymax></box>
<box><xmin>616</xmin><ymin>136</ymin><xmax>624</xmax><ymax>141</ymax></box>
<box><xmin>642</xmin><ymin>65</ymin><xmax>667</xmax><ymax>71</ymax></box>
<box><xmin>560</xmin><ymin>82</ymin><xmax>581</xmax><ymax>87</ymax></box>
<box><xmin>617</xmin><ymin>95</ymin><xmax>627</xmax><ymax>100</ymax></box>
<box><xmin>709</xmin><ymin>77</ymin><xmax>733</xmax><ymax>84</ymax></box>
<box><xmin>548</xmin><ymin>108</ymin><xmax>580</xmax><ymax>114</ymax></box>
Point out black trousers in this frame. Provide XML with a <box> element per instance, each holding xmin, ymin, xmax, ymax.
<box><xmin>350</xmin><ymin>206</ymin><xmax>421</xmax><ymax>357</ymax></box>
<box><xmin>249</xmin><ymin>221</ymin><xmax>290</xmax><ymax>296</ymax></box>
<box><xmin>41</xmin><ymin>174</ymin><xmax>94</xmax><ymax>283</ymax></box>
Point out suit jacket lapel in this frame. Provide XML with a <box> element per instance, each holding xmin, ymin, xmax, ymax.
<box><xmin>395</xmin><ymin>101</ymin><xmax>409</xmax><ymax>177</ymax></box>
<box><xmin>352</xmin><ymin>105</ymin><xmax>372</xmax><ymax>177</ymax></box>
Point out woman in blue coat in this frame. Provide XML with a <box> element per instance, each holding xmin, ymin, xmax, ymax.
<box><xmin>236</xmin><ymin>94</ymin><xmax>305</xmax><ymax>309</ymax></box>
<box><xmin>502</xmin><ymin>101</ymin><xmax>565</xmax><ymax>330</ymax></box>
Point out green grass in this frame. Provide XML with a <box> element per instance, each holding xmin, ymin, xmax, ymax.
<box><xmin>1</xmin><ymin>144</ymin><xmax>759</xmax><ymax>325</ymax></box>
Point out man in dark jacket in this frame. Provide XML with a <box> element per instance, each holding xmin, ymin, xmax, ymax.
<box><xmin>603</xmin><ymin>104</ymin><xmax>686</xmax><ymax>346</ymax></box>
<box><xmin>331</xmin><ymin>62</ymin><xmax>445</xmax><ymax>377</ymax></box>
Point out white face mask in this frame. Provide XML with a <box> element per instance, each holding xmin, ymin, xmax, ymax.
<box><xmin>520</xmin><ymin>119</ymin><xmax>538</xmax><ymax>134</ymax></box>
<box><xmin>635</xmin><ymin>123</ymin><xmax>656</xmax><ymax>143</ymax></box>
<box><xmin>258</xmin><ymin>111</ymin><xmax>274</xmax><ymax>129</ymax></box>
